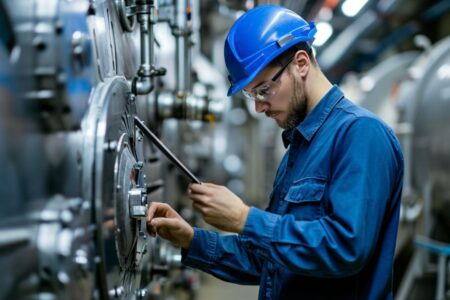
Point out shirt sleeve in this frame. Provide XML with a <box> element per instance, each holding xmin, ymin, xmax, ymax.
<box><xmin>181</xmin><ymin>227</ymin><xmax>263</xmax><ymax>284</ymax></box>
<box><xmin>239</xmin><ymin>117</ymin><xmax>404</xmax><ymax>277</ymax></box>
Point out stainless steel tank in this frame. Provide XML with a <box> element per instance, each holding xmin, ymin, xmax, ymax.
<box><xmin>395</xmin><ymin>36</ymin><xmax>450</xmax><ymax>300</ymax></box>
<box><xmin>397</xmin><ymin>36</ymin><xmax>450</xmax><ymax>225</ymax></box>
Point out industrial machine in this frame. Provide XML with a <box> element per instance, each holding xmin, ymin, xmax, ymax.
<box><xmin>0</xmin><ymin>0</ymin><xmax>227</xmax><ymax>298</ymax></box>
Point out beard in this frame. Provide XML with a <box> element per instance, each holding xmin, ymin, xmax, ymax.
<box><xmin>278</xmin><ymin>76</ymin><xmax>308</xmax><ymax>130</ymax></box>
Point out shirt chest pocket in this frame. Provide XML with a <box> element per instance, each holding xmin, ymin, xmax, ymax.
<box><xmin>282</xmin><ymin>178</ymin><xmax>326</xmax><ymax>220</ymax></box>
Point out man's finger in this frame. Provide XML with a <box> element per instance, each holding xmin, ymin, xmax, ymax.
<box><xmin>190</xmin><ymin>183</ymin><xmax>212</xmax><ymax>194</ymax></box>
<box><xmin>147</xmin><ymin>202</ymin><xmax>174</xmax><ymax>222</ymax></box>
<box><xmin>188</xmin><ymin>193</ymin><xmax>208</xmax><ymax>204</ymax></box>
<box><xmin>192</xmin><ymin>202</ymin><xmax>206</xmax><ymax>214</ymax></box>
<box><xmin>147</xmin><ymin>202</ymin><xmax>162</xmax><ymax>222</ymax></box>
<box><xmin>151</xmin><ymin>217</ymin><xmax>181</xmax><ymax>231</ymax></box>
<box><xmin>146</xmin><ymin>221</ymin><xmax>157</xmax><ymax>237</ymax></box>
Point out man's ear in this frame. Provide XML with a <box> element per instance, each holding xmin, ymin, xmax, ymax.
<box><xmin>293</xmin><ymin>50</ymin><xmax>310</xmax><ymax>78</ymax></box>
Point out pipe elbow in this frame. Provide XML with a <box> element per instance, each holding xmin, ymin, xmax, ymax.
<box><xmin>132</xmin><ymin>76</ymin><xmax>153</xmax><ymax>95</ymax></box>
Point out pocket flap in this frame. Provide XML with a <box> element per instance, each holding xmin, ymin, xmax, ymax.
<box><xmin>284</xmin><ymin>178</ymin><xmax>326</xmax><ymax>203</ymax></box>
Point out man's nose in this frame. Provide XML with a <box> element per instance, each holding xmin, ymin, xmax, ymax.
<box><xmin>255</xmin><ymin>101</ymin><xmax>269</xmax><ymax>114</ymax></box>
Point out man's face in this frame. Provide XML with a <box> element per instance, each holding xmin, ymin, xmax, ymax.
<box><xmin>243</xmin><ymin>63</ymin><xmax>308</xmax><ymax>130</ymax></box>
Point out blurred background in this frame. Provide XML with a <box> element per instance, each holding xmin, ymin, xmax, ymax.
<box><xmin>0</xmin><ymin>0</ymin><xmax>449</xmax><ymax>299</ymax></box>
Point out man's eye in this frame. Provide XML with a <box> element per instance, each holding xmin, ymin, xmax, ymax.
<box><xmin>258</xmin><ymin>86</ymin><xmax>271</xmax><ymax>95</ymax></box>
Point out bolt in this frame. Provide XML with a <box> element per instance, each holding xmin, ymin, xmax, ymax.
<box><xmin>134</xmin><ymin>161</ymin><xmax>144</xmax><ymax>170</ymax></box>
<box><xmin>104</xmin><ymin>140</ymin><xmax>117</xmax><ymax>152</ymax></box>
<box><xmin>109</xmin><ymin>286</ymin><xmax>124</xmax><ymax>298</ymax></box>
<box><xmin>72</xmin><ymin>31</ymin><xmax>83</xmax><ymax>50</ymax></box>
<box><xmin>33</xmin><ymin>36</ymin><xmax>46</xmax><ymax>51</ymax></box>
<box><xmin>55</xmin><ymin>20</ymin><xmax>64</xmax><ymax>35</ymax></box>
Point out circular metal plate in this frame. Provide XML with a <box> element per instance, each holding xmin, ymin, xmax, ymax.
<box><xmin>114</xmin><ymin>133</ymin><xmax>138</xmax><ymax>269</ymax></box>
<box><xmin>82</xmin><ymin>76</ymin><xmax>142</xmax><ymax>298</ymax></box>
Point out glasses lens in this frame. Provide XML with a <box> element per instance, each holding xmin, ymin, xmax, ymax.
<box><xmin>255</xmin><ymin>82</ymin><xmax>279</xmax><ymax>101</ymax></box>
<box><xmin>242</xmin><ymin>79</ymin><xmax>281</xmax><ymax>102</ymax></box>
<box><xmin>242</xmin><ymin>89</ymin><xmax>255</xmax><ymax>101</ymax></box>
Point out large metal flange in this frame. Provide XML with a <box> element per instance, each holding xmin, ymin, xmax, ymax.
<box><xmin>113</xmin><ymin>132</ymin><xmax>148</xmax><ymax>272</ymax></box>
<box><xmin>82</xmin><ymin>76</ymin><xmax>153</xmax><ymax>299</ymax></box>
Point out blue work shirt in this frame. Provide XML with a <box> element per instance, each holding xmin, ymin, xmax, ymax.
<box><xmin>182</xmin><ymin>85</ymin><xmax>404</xmax><ymax>300</ymax></box>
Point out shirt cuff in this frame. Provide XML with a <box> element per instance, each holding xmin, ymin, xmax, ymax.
<box><xmin>181</xmin><ymin>227</ymin><xmax>218</xmax><ymax>270</ymax></box>
<box><xmin>240</xmin><ymin>207</ymin><xmax>281</xmax><ymax>254</ymax></box>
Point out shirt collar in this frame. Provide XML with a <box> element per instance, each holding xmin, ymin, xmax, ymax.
<box><xmin>282</xmin><ymin>85</ymin><xmax>344</xmax><ymax>148</ymax></box>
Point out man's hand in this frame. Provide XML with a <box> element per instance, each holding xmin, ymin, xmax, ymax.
<box><xmin>188</xmin><ymin>183</ymin><xmax>250</xmax><ymax>233</ymax></box>
<box><xmin>146</xmin><ymin>202</ymin><xmax>194</xmax><ymax>249</ymax></box>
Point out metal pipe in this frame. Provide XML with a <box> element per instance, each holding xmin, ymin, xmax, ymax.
<box><xmin>173</xmin><ymin>0</ymin><xmax>191</xmax><ymax>97</ymax></box>
<box><xmin>156</xmin><ymin>91</ymin><xmax>223</xmax><ymax>122</ymax></box>
<box><xmin>139</xmin><ymin>13</ymin><xmax>151</xmax><ymax>76</ymax></box>
<box><xmin>133</xmin><ymin>0</ymin><xmax>154</xmax><ymax>94</ymax></box>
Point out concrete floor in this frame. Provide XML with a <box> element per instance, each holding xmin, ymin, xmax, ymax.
<box><xmin>197</xmin><ymin>273</ymin><xmax>259</xmax><ymax>300</ymax></box>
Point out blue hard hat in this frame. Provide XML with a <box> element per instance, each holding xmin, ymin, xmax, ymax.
<box><xmin>224</xmin><ymin>5</ymin><xmax>316</xmax><ymax>96</ymax></box>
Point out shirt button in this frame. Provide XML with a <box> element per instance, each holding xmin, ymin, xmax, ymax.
<box><xmin>288</xmin><ymin>162</ymin><xmax>294</xmax><ymax>168</ymax></box>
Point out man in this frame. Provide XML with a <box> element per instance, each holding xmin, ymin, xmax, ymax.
<box><xmin>147</xmin><ymin>5</ymin><xmax>404</xmax><ymax>300</ymax></box>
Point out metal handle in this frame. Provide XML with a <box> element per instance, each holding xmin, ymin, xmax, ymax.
<box><xmin>134</xmin><ymin>116</ymin><xmax>201</xmax><ymax>184</ymax></box>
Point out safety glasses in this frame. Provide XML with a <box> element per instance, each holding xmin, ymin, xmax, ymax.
<box><xmin>242</xmin><ymin>56</ymin><xmax>294</xmax><ymax>102</ymax></box>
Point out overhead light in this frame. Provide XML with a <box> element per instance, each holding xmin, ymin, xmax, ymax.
<box><xmin>318</xmin><ymin>6</ymin><xmax>333</xmax><ymax>22</ymax></box>
<box><xmin>314</xmin><ymin>22</ymin><xmax>333</xmax><ymax>47</ymax></box>
<box><xmin>341</xmin><ymin>0</ymin><xmax>369</xmax><ymax>17</ymax></box>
